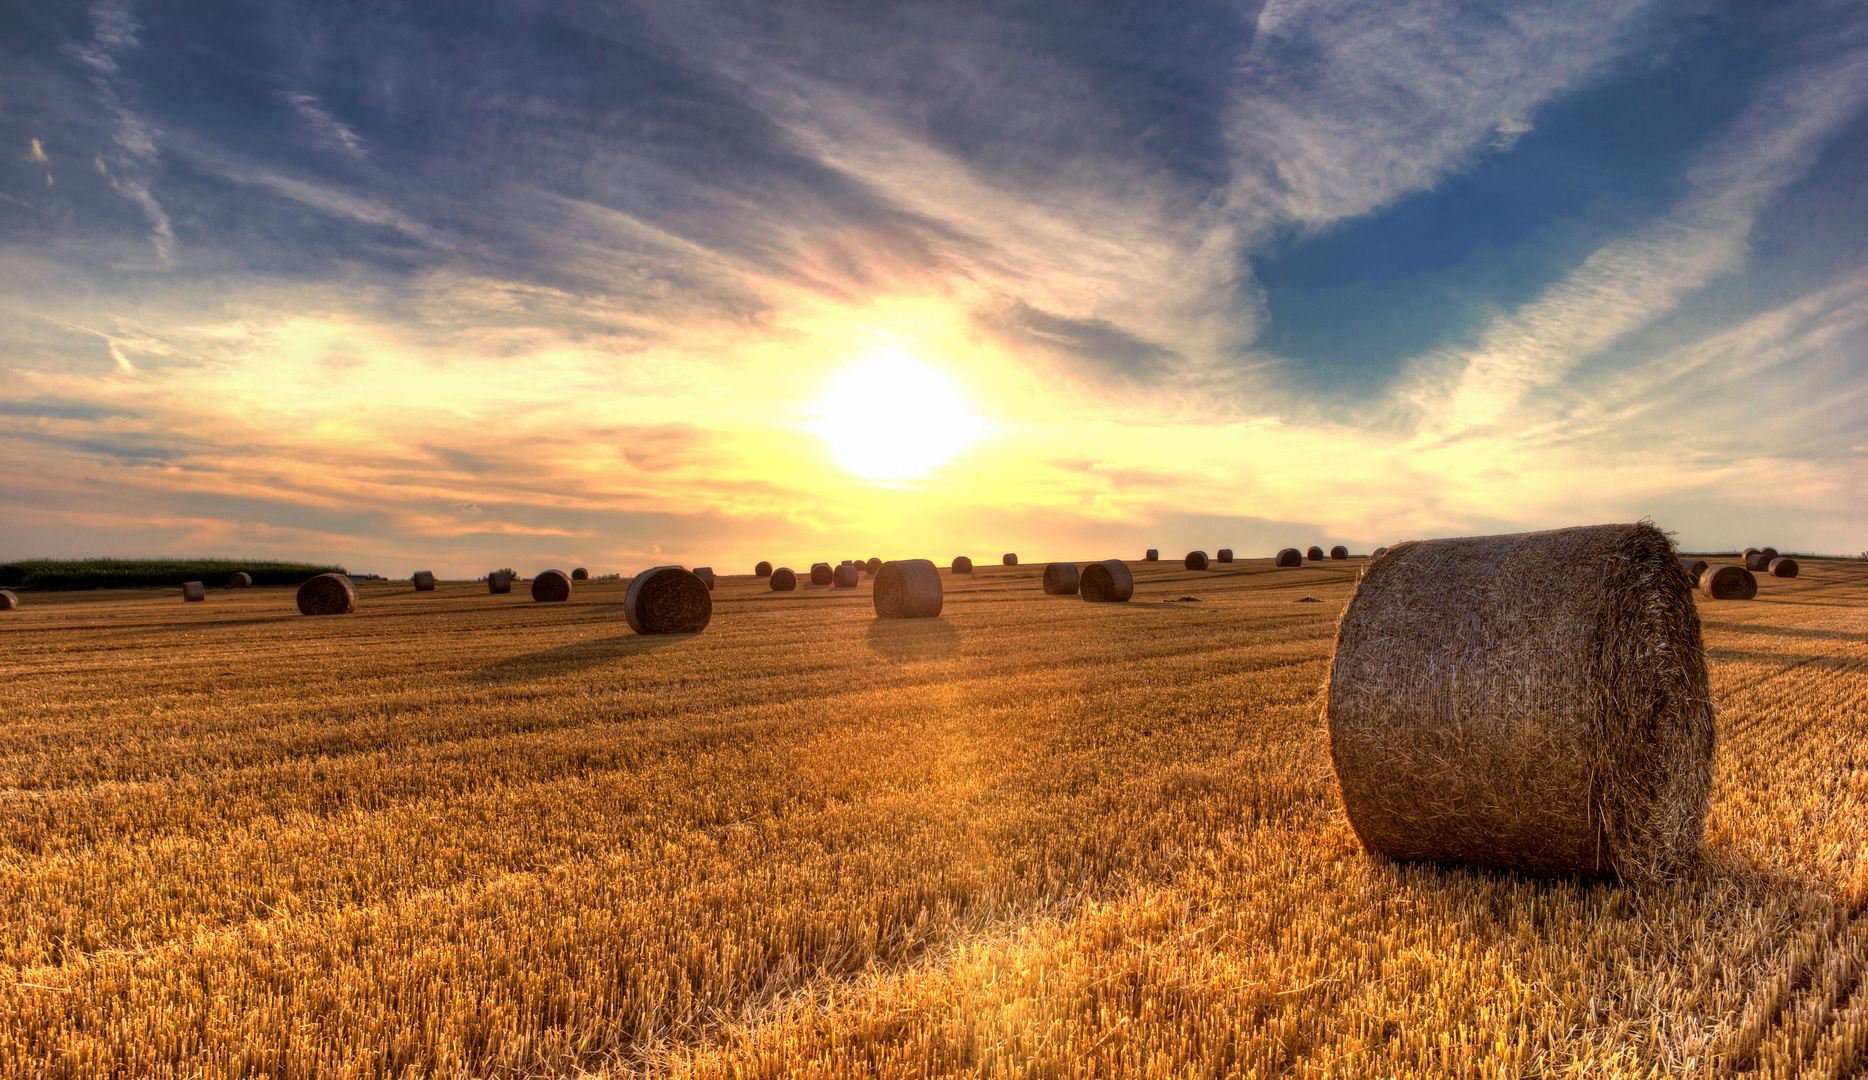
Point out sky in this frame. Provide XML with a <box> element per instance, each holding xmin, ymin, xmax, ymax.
<box><xmin>2</xmin><ymin>0</ymin><xmax>1866</xmax><ymax>577</ymax></box>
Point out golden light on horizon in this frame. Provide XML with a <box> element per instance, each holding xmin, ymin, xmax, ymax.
<box><xmin>810</xmin><ymin>351</ymin><xmax>988</xmax><ymax>481</ymax></box>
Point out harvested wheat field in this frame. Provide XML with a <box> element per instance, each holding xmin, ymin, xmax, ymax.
<box><xmin>0</xmin><ymin>557</ymin><xmax>1865</xmax><ymax>1078</ymax></box>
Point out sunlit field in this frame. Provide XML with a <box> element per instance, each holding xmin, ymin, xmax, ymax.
<box><xmin>0</xmin><ymin>557</ymin><xmax>1863</xmax><ymax>1078</ymax></box>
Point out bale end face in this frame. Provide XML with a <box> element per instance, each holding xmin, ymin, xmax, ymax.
<box><xmin>810</xmin><ymin>563</ymin><xmax>834</xmax><ymax>586</ymax></box>
<box><xmin>1329</xmin><ymin>546</ymin><xmax>1349</xmax><ymax>561</ymax></box>
<box><xmin>571</xmin><ymin>567</ymin><xmax>589</xmax><ymax>581</ymax></box>
<box><xmin>488</xmin><ymin>572</ymin><xmax>513</xmax><ymax>594</ymax></box>
<box><xmin>1701</xmin><ymin>564</ymin><xmax>1757</xmax><ymax>600</ymax></box>
<box><xmin>531</xmin><ymin>570</ymin><xmax>573</xmax><ymax>602</ymax></box>
<box><xmin>832</xmin><ymin>563</ymin><xmax>859</xmax><ymax>588</ymax></box>
<box><xmin>625</xmin><ymin>566</ymin><xmax>712</xmax><ymax>633</ymax></box>
<box><xmin>412</xmin><ymin>571</ymin><xmax>437</xmax><ymax>591</ymax></box>
<box><xmin>297</xmin><ymin>573</ymin><xmax>357</xmax><ymax>616</ymax></box>
<box><xmin>874</xmin><ymin>559</ymin><xmax>943</xmax><ymax>618</ymax></box>
<box><xmin>1216</xmin><ymin>549</ymin><xmax>1233</xmax><ymax>563</ymax></box>
<box><xmin>1768</xmin><ymin>557</ymin><xmax>1798</xmax><ymax>579</ymax></box>
<box><xmin>0</xmin><ymin>589</ymin><xmax>17</xmax><ymax>611</ymax></box>
<box><xmin>1306</xmin><ymin>546</ymin><xmax>1325</xmax><ymax>561</ymax></box>
<box><xmin>951</xmin><ymin>556</ymin><xmax>973</xmax><ymax>574</ymax></box>
<box><xmin>1144</xmin><ymin>549</ymin><xmax>1159</xmax><ymax>562</ymax></box>
<box><xmin>1080</xmin><ymin>559</ymin><xmax>1134</xmax><ymax>603</ymax></box>
<box><xmin>1275</xmin><ymin>548</ymin><xmax>1302</xmax><ymax>568</ymax></box>
<box><xmin>229</xmin><ymin>572</ymin><xmax>252</xmax><ymax>588</ymax></box>
<box><xmin>1042</xmin><ymin>562</ymin><xmax>1080</xmax><ymax>595</ymax></box>
<box><xmin>755</xmin><ymin>561</ymin><xmax>773</xmax><ymax>578</ymax></box>
<box><xmin>1185</xmin><ymin>551</ymin><xmax>1209</xmax><ymax>571</ymax></box>
<box><xmin>770</xmin><ymin>567</ymin><xmax>797</xmax><ymax>591</ymax></box>
<box><xmin>182</xmin><ymin>581</ymin><xmax>206</xmax><ymax>603</ymax></box>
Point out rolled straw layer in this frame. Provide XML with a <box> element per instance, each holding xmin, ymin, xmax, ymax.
<box><xmin>531</xmin><ymin>570</ymin><xmax>572</xmax><ymax>603</ymax></box>
<box><xmin>625</xmin><ymin>566</ymin><xmax>712</xmax><ymax>633</ymax></box>
<box><xmin>1080</xmin><ymin>560</ymin><xmax>1134</xmax><ymax>603</ymax></box>
<box><xmin>297</xmin><ymin>573</ymin><xmax>357</xmax><ymax>616</ymax></box>
<box><xmin>1043</xmin><ymin>562</ymin><xmax>1080</xmax><ymax>595</ymax></box>
<box><xmin>874</xmin><ymin>559</ymin><xmax>943</xmax><ymax>618</ymax></box>
<box><xmin>1701</xmin><ymin>564</ymin><xmax>1757</xmax><ymax>600</ymax></box>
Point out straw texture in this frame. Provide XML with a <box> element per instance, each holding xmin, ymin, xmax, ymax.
<box><xmin>873</xmin><ymin>559</ymin><xmax>943</xmax><ymax>618</ymax></box>
<box><xmin>296</xmin><ymin>574</ymin><xmax>357</xmax><ymax>616</ymax></box>
<box><xmin>488</xmin><ymin>572</ymin><xmax>512</xmax><ymax>595</ymax></box>
<box><xmin>182</xmin><ymin>581</ymin><xmax>205</xmax><ymax>603</ymax></box>
<box><xmin>1080</xmin><ymin>560</ymin><xmax>1134</xmax><ymax>603</ymax></box>
<box><xmin>412</xmin><ymin>571</ymin><xmax>436</xmax><ymax>592</ymax></box>
<box><xmin>530</xmin><ymin>570</ymin><xmax>572</xmax><ymax>603</ymax></box>
<box><xmin>770</xmin><ymin>567</ymin><xmax>797</xmax><ymax>591</ymax></box>
<box><xmin>1330</xmin><ymin>546</ymin><xmax>1349</xmax><ymax>561</ymax></box>
<box><xmin>1701</xmin><ymin>564</ymin><xmax>1757</xmax><ymax>600</ymax></box>
<box><xmin>1217</xmin><ymin>549</ymin><xmax>1233</xmax><ymax>563</ymax></box>
<box><xmin>833</xmin><ymin>564</ymin><xmax>859</xmax><ymax>588</ymax></box>
<box><xmin>1276</xmin><ymin>548</ymin><xmax>1302</xmax><ymax>567</ymax></box>
<box><xmin>229</xmin><ymin>572</ymin><xmax>252</xmax><ymax>588</ymax></box>
<box><xmin>1326</xmin><ymin>523</ymin><xmax>1714</xmax><ymax>883</ymax></box>
<box><xmin>1043</xmin><ymin>562</ymin><xmax>1080</xmax><ymax>595</ymax></box>
<box><xmin>1769</xmin><ymin>557</ymin><xmax>1799</xmax><ymax>579</ymax></box>
<box><xmin>622</xmin><ymin>566</ymin><xmax>712</xmax><ymax>633</ymax></box>
<box><xmin>1185</xmin><ymin>551</ymin><xmax>1209</xmax><ymax>570</ymax></box>
<box><xmin>755</xmin><ymin>561</ymin><xmax>773</xmax><ymax>578</ymax></box>
<box><xmin>0</xmin><ymin>590</ymin><xmax>16</xmax><ymax>611</ymax></box>
<box><xmin>1677</xmin><ymin>558</ymin><xmax>1708</xmax><ymax>587</ymax></box>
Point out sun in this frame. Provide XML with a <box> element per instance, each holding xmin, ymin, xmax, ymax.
<box><xmin>810</xmin><ymin>352</ymin><xmax>987</xmax><ymax>481</ymax></box>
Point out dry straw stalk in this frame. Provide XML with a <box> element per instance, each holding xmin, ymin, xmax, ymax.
<box><xmin>873</xmin><ymin>559</ymin><xmax>943</xmax><ymax>618</ymax></box>
<box><xmin>1080</xmin><ymin>560</ymin><xmax>1134</xmax><ymax>603</ymax></box>
<box><xmin>1325</xmin><ymin>522</ymin><xmax>1715</xmax><ymax>883</ymax></box>
<box><xmin>296</xmin><ymin>574</ymin><xmax>356</xmax><ymax>616</ymax></box>
<box><xmin>1042</xmin><ymin>562</ymin><xmax>1080</xmax><ymax>595</ymax></box>
<box><xmin>624</xmin><ymin>566</ymin><xmax>712</xmax><ymax>634</ymax></box>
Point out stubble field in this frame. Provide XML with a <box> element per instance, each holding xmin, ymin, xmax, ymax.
<box><xmin>0</xmin><ymin>556</ymin><xmax>1864</xmax><ymax>1078</ymax></box>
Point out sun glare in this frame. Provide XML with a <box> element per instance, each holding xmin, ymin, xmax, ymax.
<box><xmin>811</xmin><ymin>352</ymin><xmax>987</xmax><ymax>481</ymax></box>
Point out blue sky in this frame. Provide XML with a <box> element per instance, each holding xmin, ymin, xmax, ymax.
<box><xmin>1</xmin><ymin>0</ymin><xmax>1865</xmax><ymax>574</ymax></box>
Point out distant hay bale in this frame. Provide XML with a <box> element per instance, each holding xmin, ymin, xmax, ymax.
<box><xmin>1217</xmin><ymin>549</ymin><xmax>1233</xmax><ymax>563</ymax></box>
<box><xmin>1306</xmin><ymin>546</ymin><xmax>1325</xmax><ymax>562</ymax></box>
<box><xmin>1330</xmin><ymin>545</ymin><xmax>1348</xmax><ymax>561</ymax></box>
<box><xmin>531</xmin><ymin>569</ymin><xmax>573</xmax><ymax>603</ymax></box>
<box><xmin>229</xmin><ymin>572</ymin><xmax>252</xmax><ymax>588</ymax></box>
<box><xmin>865</xmin><ymin>557</ymin><xmax>881</xmax><ymax>575</ymax></box>
<box><xmin>1144</xmin><ymin>549</ymin><xmax>1159</xmax><ymax>562</ymax></box>
<box><xmin>296</xmin><ymin>573</ymin><xmax>357</xmax><ymax>616</ymax></box>
<box><xmin>488</xmin><ymin>571</ymin><xmax>513</xmax><ymax>594</ymax></box>
<box><xmin>1743</xmin><ymin>552</ymin><xmax>1770</xmax><ymax>572</ymax></box>
<box><xmin>1003</xmin><ymin>553</ymin><xmax>1018</xmax><ymax>566</ymax></box>
<box><xmin>833</xmin><ymin>563</ymin><xmax>859</xmax><ymax>588</ymax></box>
<box><xmin>1327</xmin><ymin>522</ymin><xmax>1714</xmax><ymax>883</ymax></box>
<box><xmin>810</xmin><ymin>563</ymin><xmax>833</xmax><ymax>586</ymax></box>
<box><xmin>1043</xmin><ymin>562</ymin><xmax>1080</xmax><ymax>595</ymax></box>
<box><xmin>182</xmin><ymin>581</ymin><xmax>206</xmax><ymax>603</ymax></box>
<box><xmin>1742</xmin><ymin>547</ymin><xmax>1760</xmax><ymax>561</ymax></box>
<box><xmin>572</xmin><ymin>567</ymin><xmax>589</xmax><ymax>581</ymax></box>
<box><xmin>1761</xmin><ymin>546</ymin><xmax>1779</xmax><ymax>560</ymax></box>
<box><xmin>1371</xmin><ymin>547</ymin><xmax>1389</xmax><ymax>559</ymax></box>
<box><xmin>1769</xmin><ymin>557</ymin><xmax>1799</xmax><ymax>579</ymax></box>
<box><xmin>770</xmin><ymin>567</ymin><xmax>797</xmax><ymax>591</ymax></box>
<box><xmin>1080</xmin><ymin>560</ymin><xmax>1134</xmax><ymax>603</ymax></box>
<box><xmin>692</xmin><ymin>566</ymin><xmax>715</xmax><ymax>590</ymax></box>
<box><xmin>755</xmin><ymin>561</ymin><xmax>773</xmax><ymax>578</ymax></box>
<box><xmin>873</xmin><ymin>559</ymin><xmax>943</xmax><ymax>618</ymax></box>
<box><xmin>1677</xmin><ymin>558</ymin><xmax>1708</xmax><ymax>587</ymax></box>
<box><xmin>1185</xmin><ymin>550</ymin><xmax>1209</xmax><ymax>570</ymax></box>
<box><xmin>625</xmin><ymin>566</ymin><xmax>712</xmax><ymax>633</ymax></box>
<box><xmin>0</xmin><ymin>589</ymin><xmax>16</xmax><ymax>611</ymax></box>
<box><xmin>951</xmin><ymin>556</ymin><xmax>973</xmax><ymax>574</ymax></box>
<box><xmin>1276</xmin><ymin>548</ymin><xmax>1302</xmax><ymax>567</ymax></box>
<box><xmin>1701</xmin><ymin>563</ymin><xmax>1757</xmax><ymax>600</ymax></box>
<box><xmin>412</xmin><ymin>571</ymin><xmax>436</xmax><ymax>591</ymax></box>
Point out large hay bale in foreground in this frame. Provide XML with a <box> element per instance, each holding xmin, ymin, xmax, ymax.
<box><xmin>1080</xmin><ymin>560</ymin><xmax>1134</xmax><ymax>603</ymax></box>
<box><xmin>1677</xmin><ymin>558</ymin><xmax>1708</xmax><ymax>587</ymax></box>
<box><xmin>1144</xmin><ymin>549</ymin><xmax>1159</xmax><ymax>562</ymax></box>
<box><xmin>810</xmin><ymin>563</ymin><xmax>833</xmax><ymax>586</ymax></box>
<box><xmin>1700</xmin><ymin>564</ymin><xmax>1756</xmax><ymax>600</ymax></box>
<box><xmin>951</xmin><ymin>556</ymin><xmax>973</xmax><ymax>574</ymax></box>
<box><xmin>1330</xmin><ymin>545</ymin><xmax>1349</xmax><ymax>561</ymax></box>
<box><xmin>1743</xmin><ymin>552</ymin><xmax>1770</xmax><ymax>572</ymax></box>
<box><xmin>1769</xmin><ymin>557</ymin><xmax>1798</xmax><ymax>579</ymax></box>
<box><xmin>755</xmin><ymin>561</ymin><xmax>773</xmax><ymax>578</ymax></box>
<box><xmin>1216</xmin><ymin>549</ymin><xmax>1233</xmax><ymax>563</ymax></box>
<box><xmin>531</xmin><ymin>569</ymin><xmax>573</xmax><ymax>602</ymax></box>
<box><xmin>1306</xmin><ymin>546</ymin><xmax>1325</xmax><ymax>562</ymax></box>
<box><xmin>297</xmin><ymin>573</ymin><xmax>357</xmax><ymax>616</ymax></box>
<box><xmin>182</xmin><ymin>581</ymin><xmax>206</xmax><ymax>603</ymax></box>
<box><xmin>0</xmin><ymin>590</ymin><xmax>16</xmax><ymax>611</ymax></box>
<box><xmin>412</xmin><ymin>571</ymin><xmax>436</xmax><ymax>591</ymax></box>
<box><xmin>571</xmin><ymin>567</ymin><xmax>589</xmax><ymax>581</ymax></box>
<box><xmin>770</xmin><ymin>567</ymin><xmax>797</xmax><ymax>591</ymax></box>
<box><xmin>1043</xmin><ymin>562</ymin><xmax>1080</xmax><ymax>595</ymax></box>
<box><xmin>1326</xmin><ymin>523</ymin><xmax>1713</xmax><ymax>882</ymax></box>
<box><xmin>692</xmin><ymin>566</ymin><xmax>715</xmax><ymax>590</ymax></box>
<box><xmin>1185</xmin><ymin>550</ymin><xmax>1209</xmax><ymax>570</ymax></box>
<box><xmin>625</xmin><ymin>566</ymin><xmax>712</xmax><ymax>633</ymax></box>
<box><xmin>229</xmin><ymin>572</ymin><xmax>252</xmax><ymax>588</ymax></box>
<box><xmin>488</xmin><ymin>571</ymin><xmax>513</xmax><ymax>594</ymax></box>
<box><xmin>833</xmin><ymin>563</ymin><xmax>859</xmax><ymax>588</ymax></box>
<box><xmin>874</xmin><ymin>559</ymin><xmax>943</xmax><ymax>618</ymax></box>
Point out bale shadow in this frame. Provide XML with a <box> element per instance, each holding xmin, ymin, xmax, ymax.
<box><xmin>476</xmin><ymin>632</ymin><xmax>692</xmax><ymax>681</ymax></box>
<box><xmin>865</xmin><ymin>617</ymin><xmax>960</xmax><ymax>659</ymax></box>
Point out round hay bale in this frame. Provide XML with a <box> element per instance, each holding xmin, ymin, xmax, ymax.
<box><xmin>1306</xmin><ymin>546</ymin><xmax>1325</xmax><ymax>562</ymax></box>
<box><xmin>229</xmin><ymin>572</ymin><xmax>252</xmax><ymax>588</ymax></box>
<box><xmin>951</xmin><ymin>556</ymin><xmax>973</xmax><ymax>574</ymax></box>
<box><xmin>182</xmin><ymin>581</ymin><xmax>206</xmax><ymax>603</ymax></box>
<box><xmin>1002</xmin><ymin>553</ymin><xmax>1018</xmax><ymax>566</ymax></box>
<box><xmin>1701</xmin><ymin>563</ymin><xmax>1757</xmax><ymax>600</ymax></box>
<box><xmin>1677</xmin><ymin>558</ymin><xmax>1708</xmax><ymax>588</ymax></box>
<box><xmin>1042</xmin><ymin>562</ymin><xmax>1080</xmax><ymax>595</ymax></box>
<box><xmin>297</xmin><ymin>573</ymin><xmax>357</xmax><ymax>616</ymax></box>
<box><xmin>1080</xmin><ymin>560</ymin><xmax>1134</xmax><ymax>603</ymax></box>
<box><xmin>833</xmin><ymin>563</ymin><xmax>859</xmax><ymax>588</ymax></box>
<box><xmin>1760</xmin><ymin>546</ymin><xmax>1779</xmax><ymax>560</ymax></box>
<box><xmin>770</xmin><ymin>567</ymin><xmax>797</xmax><ymax>591</ymax></box>
<box><xmin>1371</xmin><ymin>547</ymin><xmax>1389</xmax><ymax>560</ymax></box>
<box><xmin>874</xmin><ymin>559</ymin><xmax>943</xmax><ymax>618</ymax></box>
<box><xmin>0</xmin><ymin>589</ymin><xmax>17</xmax><ymax>611</ymax></box>
<box><xmin>692</xmin><ymin>566</ymin><xmax>715</xmax><ymax>591</ymax></box>
<box><xmin>571</xmin><ymin>567</ymin><xmax>589</xmax><ymax>581</ymax></box>
<box><xmin>1275</xmin><ymin>548</ymin><xmax>1302</xmax><ymax>567</ymax></box>
<box><xmin>755</xmin><ymin>561</ymin><xmax>773</xmax><ymax>578</ymax></box>
<box><xmin>1743</xmin><ymin>552</ymin><xmax>1770</xmax><ymax>572</ymax></box>
<box><xmin>1185</xmin><ymin>550</ymin><xmax>1209</xmax><ymax>570</ymax></box>
<box><xmin>1326</xmin><ymin>523</ymin><xmax>1714</xmax><ymax>882</ymax></box>
<box><xmin>1144</xmin><ymin>549</ymin><xmax>1159</xmax><ymax>562</ymax></box>
<box><xmin>412</xmin><ymin>571</ymin><xmax>436</xmax><ymax>591</ymax></box>
<box><xmin>810</xmin><ymin>563</ymin><xmax>833</xmax><ymax>586</ymax></box>
<box><xmin>1742</xmin><ymin>547</ymin><xmax>1760</xmax><ymax>557</ymax></box>
<box><xmin>1330</xmin><ymin>545</ymin><xmax>1349</xmax><ymax>561</ymax></box>
<box><xmin>488</xmin><ymin>571</ymin><xmax>513</xmax><ymax>594</ymax></box>
<box><xmin>865</xmin><ymin>557</ymin><xmax>881</xmax><ymax>575</ymax></box>
<box><xmin>1217</xmin><ymin>549</ymin><xmax>1233</xmax><ymax>563</ymax></box>
<box><xmin>624</xmin><ymin>566</ymin><xmax>712</xmax><ymax>633</ymax></box>
<box><xmin>1769</xmin><ymin>557</ymin><xmax>1798</xmax><ymax>579</ymax></box>
<box><xmin>531</xmin><ymin>569</ymin><xmax>573</xmax><ymax>602</ymax></box>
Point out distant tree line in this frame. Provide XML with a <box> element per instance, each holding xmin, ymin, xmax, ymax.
<box><xmin>0</xmin><ymin>559</ymin><xmax>348</xmax><ymax>591</ymax></box>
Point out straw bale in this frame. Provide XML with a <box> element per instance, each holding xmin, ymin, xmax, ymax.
<box><xmin>1306</xmin><ymin>546</ymin><xmax>1325</xmax><ymax>562</ymax></box>
<box><xmin>412</xmin><ymin>571</ymin><xmax>436</xmax><ymax>591</ymax></box>
<box><xmin>755</xmin><ymin>561</ymin><xmax>773</xmax><ymax>578</ymax></box>
<box><xmin>833</xmin><ymin>563</ymin><xmax>859</xmax><ymax>588</ymax></box>
<box><xmin>1003</xmin><ymin>553</ymin><xmax>1018</xmax><ymax>566</ymax></box>
<box><xmin>182</xmin><ymin>581</ymin><xmax>206</xmax><ymax>603</ymax></box>
<box><xmin>1701</xmin><ymin>564</ymin><xmax>1756</xmax><ymax>600</ymax></box>
<box><xmin>1768</xmin><ymin>557</ymin><xmax>1798</xmax><ymax>579</ymax></box>
<box><xmin>1330</xmin><ymin>545</ymin><xmax>1348</xmax><ymax>561</ymax></box>
<box><xmin>692</xmin><ymin>566</ymin><xmax>715</xmax><ymax>590</ymax></box>
<box><xmin>865</xmin><ymin>558</ymin><xmax>881</xmax><ymax>575</ymax></box>
<box><xmin>1371</xmin><ymin>547</ymin><xmax>1389</xmax><ymax>559</ymax></box>
<box><xmin>1677</xmin><ymin>558</ymin><xmax>1708</xmax><ymax>587</ymax></box>
<box><xmin>1276</xmin><ymin>548</ymin><xmax>1302</xmax><ymax>567</ymax></box>
<box><xmin>810</xmin><ymin>563</ymin><xmax>833</xmax><ymax>586</ymax></box>
<box><xmin>1080</xmin><ymin>560</ymin><xmax>1134</xmax><ymax>603</ymax></box>
<box><xmin>873</xmin><ymin>559</ymin><xmax>943</xmax><ymax>618</ymax></box>
<box><xmin>1742</xmin><ymin>547</ymin><xmax>1760</xmax><ymax>558</ymax></box>
<box><xmin>531</xmin><ymin>569</ymin><xmax>573</xmax><ymax>603</ymax></box>
<box><xmin>1761</xmin><ymin>547</ymin><xmax>1779</xmax><ymax>560</ymax></box>
<box><xmin>1326</xmin><ymin>523</ymin><xmax>1714</xmax><ymax>883</ymax></box>
<box><xmin>1185</xmin><ymin>551</ymin><xmax>1209</xmax><ymax>570</ymax></box>
<box><xmin>1144</xmin><ymin>549</ymin><xmax>1159</xmax><ymax>562</ymax></box>
<box><xmin>571</xmin><ymin>567</ymin><xmax>589</xmax><ymax>581</ymax></box>
<box><xmin>1743</xmin><ymin>552</ymin><xmax>1770</xmax><ymax>572</ymax></box>
<box><xmin>0</xmin><ymin>590</ymin><xmax>16</xmax><ymax>611</ymax></box>
<box><xmin>625</xmin><ymin>566</ymin><xmax>712</xmax><ymax>634</ymax></box>
<box><xmin>296</xmin><ymin>573</ymin><xmax>357</xmax><ymax>616</ymax></box>
<box><xmin>229</xmin><ymin>572</ymin><xmax>252</xmax><ymax>588</ymax></box>
<box><xmin>1217</xmin><ymin>549</ymin><xmax>1233</xmax><ymax>563</ymax></box>
<box><xmin>951</xmin><ymin>556</ymin><xmax>973</xmax><ymax>574</ymax></box>
<box><xmin>488</xmin><ymin>571</ymin><xmax>513</xmax><ymax>594</ymax></box>
<box><xmin>1042</xmin><ymin>562</ymin><xmax>1080</xmax><ymax>595</ymax></box>
<box><xmin>770</xmin><ymin>567</ymin><xmax>797</xmax><ymax>591</ymax></box>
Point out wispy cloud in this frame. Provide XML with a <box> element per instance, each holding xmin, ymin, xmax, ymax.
<box><xmin>60</xmin><ymin>0</ymin><xmax>173</xmax><ymax>265</ymax></box>
<box><xmin>282</xmin><ymin>91</ymin><xmax>369</xmax><ymax>159</ymax></box>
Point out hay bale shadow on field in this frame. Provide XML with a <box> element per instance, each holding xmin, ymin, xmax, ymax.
<box><xmin>476</xmin><ymin>632</ymin><xmax>694</xmax><ymax>681</ymax></box>
<box><xmin>865</xmin><ymin>616</ymin><xmax>960</xmax><ymax>659</ymax></box>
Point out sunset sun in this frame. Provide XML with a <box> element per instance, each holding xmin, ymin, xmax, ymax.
<box><xmin>810</xmin><ymin>352</ymin><xmax>987</xmax><ymax>481</ymax></box>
